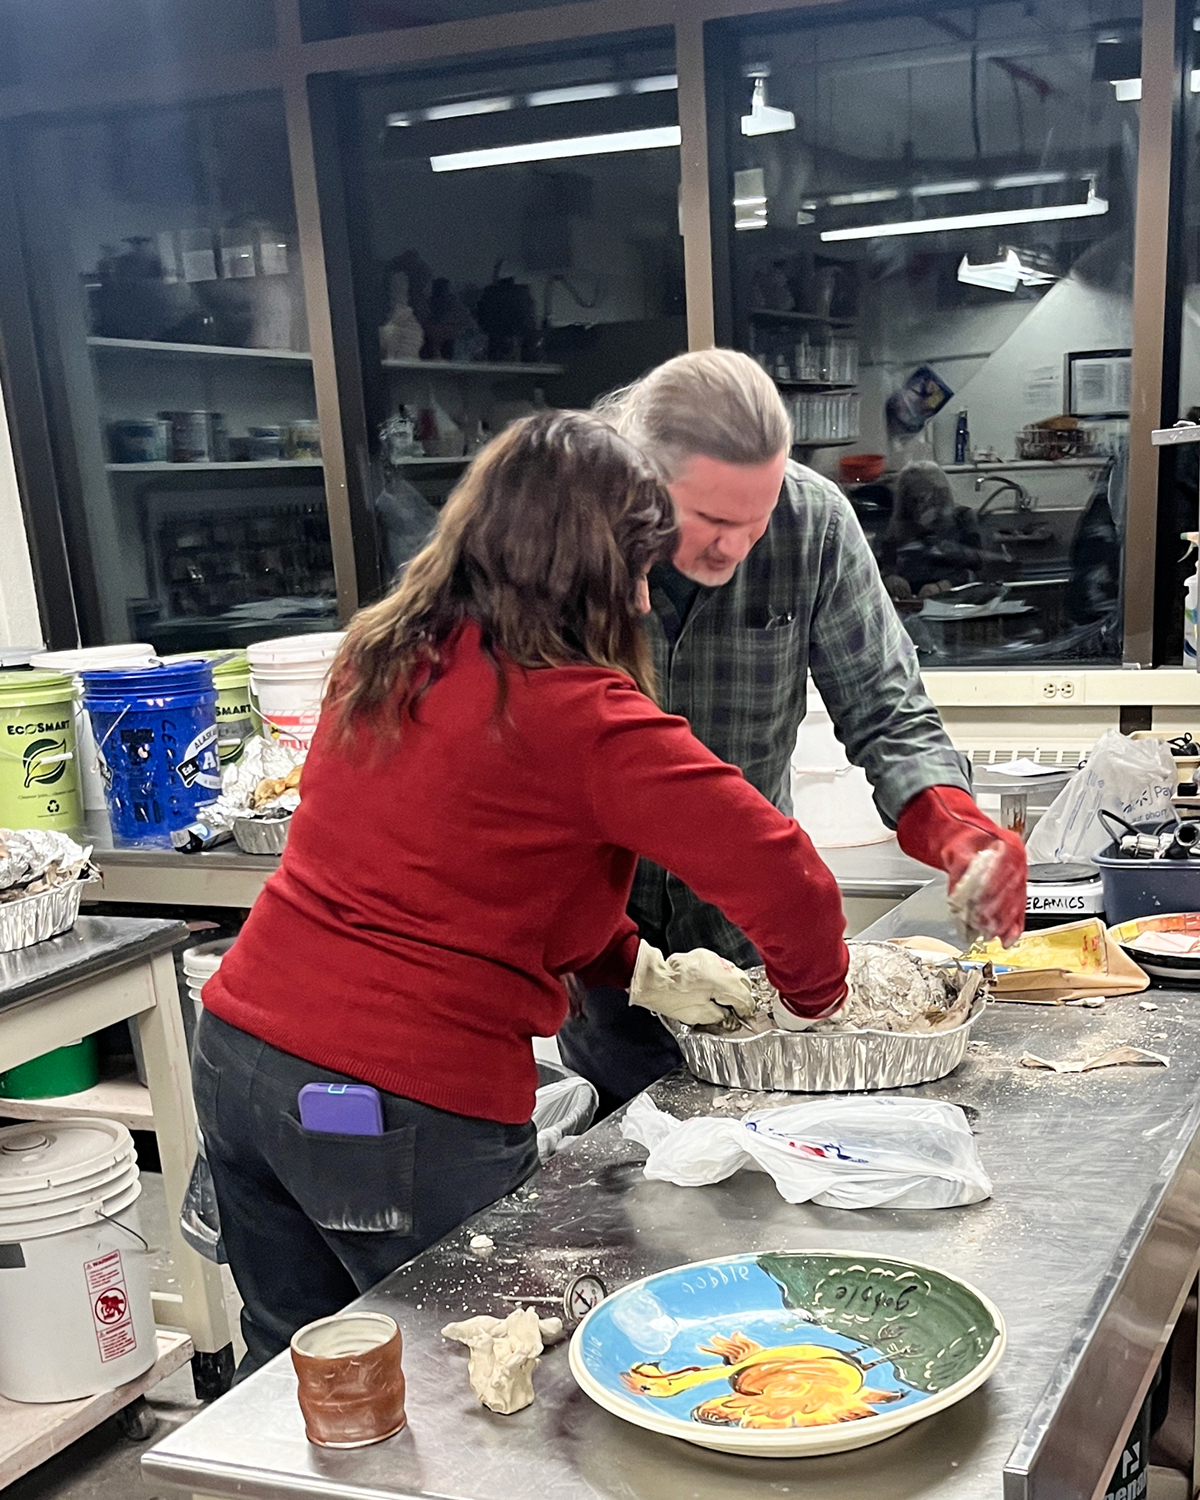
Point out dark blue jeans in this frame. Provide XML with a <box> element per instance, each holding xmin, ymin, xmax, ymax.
<box><xmin>557</xmin><ymin>985</ymin><xmax>681</xmax><ymax>1118</ymax></box>
<box><xmin>193</xmin><ymin>1011</ymin><xmax>538</xmax><ymax>1377</ymax></box>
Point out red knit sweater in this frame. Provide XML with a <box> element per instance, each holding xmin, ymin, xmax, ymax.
<box><xmin>203</xmin><ymin>624</ymin><xmax>847</xmax><ymax>1123</ymax></box>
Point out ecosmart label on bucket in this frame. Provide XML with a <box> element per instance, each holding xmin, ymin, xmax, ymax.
<box><xmin>84</xmin><ymin>1249</ymin><xmax>138</xmax><ymax>1364</ymax></box>
<box><xmin>0</xmin><ymin>693</ymin><xmax>81</xmax><ymax>832</ymax></box>
<box><xmin>177</xmin><ymin>725</ymin><xmax>221</xmax><ymax>792</ymax></box>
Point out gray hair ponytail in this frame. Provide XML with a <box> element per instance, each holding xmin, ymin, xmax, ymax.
<box><xmin>595</xmin><ymin>349</ymin><xmax>793</xmax><ymax>481</ymax></box>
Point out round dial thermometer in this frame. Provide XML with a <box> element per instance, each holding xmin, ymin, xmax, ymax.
<box><xmin>563</xmin><ymin>1273</ymin><xmax>607</xmax><ymax>1323</ymax></box>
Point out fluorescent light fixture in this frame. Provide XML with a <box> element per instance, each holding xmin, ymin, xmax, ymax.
<box><xmin>957</xmin><ymin>246</ymin><xmax>1059</xmax><ymax>292</ymax></box>
<box><xmin>911</xmin><ymin>179</ymin><xmax>983</xmax><ymax>197</ymax></box>
<box><xmin>424</xmin><ymin>97</ymin><xmax>513</xmax><ymax>120</ymax></box>
<box><xmin>386</xmin><ymin>112</ymin><xmax>415</xmax><ymax>127</ymax></box>
<box><xmin>826</xmin><ymin>189</ymin><xmax>899</xmax><ymax>206</ymax></box>
<box><xmin>733</xmin><ymin>167</ymin><xmax>769</xmax><ymax>229</ymax></box>
<box><xmin>1114</xmin><ymin>69</ymin><xmax>1200</xmax><ymax>99</ymax></box>
<box><xmin>958</xmin><ymin>249</ymin><xmax>1023</xmax><ymax>293</ymax></box>
<box><xmin>741</xmin><ymin>76</ymin><xmax>795</xmax><ymax>136</ymax></box>
<box><xmin>822</xmin><ymin>182</ymin><xmax>1108</xmax><ymax>241</ymax></box>
<box><xmin>430</xmin><ymin>124</ymin><xmax>681</xmax><ymax>172</ymax></box>
<box><xmin>630</xmin><ymin>73</ymin><xmax>677</xmax><ymax>93</ymax></box>
<box><xmin>992</xmin><ymin>170</ymin><xmax>1072</xmax><ymax>189</ymax></box>
<box><xmin>527</xmin><ymin>83</ymin><xmax>619</xmax><ymax>106</ymax></box>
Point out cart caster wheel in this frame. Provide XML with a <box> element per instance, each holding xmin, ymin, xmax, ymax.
<box><xmin>192</xmin><ymin>1344</ymin><xmax>235</xmax><ymax>1401</ymax></box>
<box><xmin>115</xmin><ymin>1396</ymin><xmax>159</xmax><ymax>1442</ymax></box>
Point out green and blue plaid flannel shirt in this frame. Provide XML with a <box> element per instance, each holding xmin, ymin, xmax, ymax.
<box><xmin>631</xmin><ymin>461</ymin><xmax>969</xmax><ymax>965</ymax></box>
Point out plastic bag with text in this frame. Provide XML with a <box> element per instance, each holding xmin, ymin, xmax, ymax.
<box><xmin>1025</xmin><ymin>730</ymin><xmax>1176</xmax><ymax>865</ymax></box>
<box><xmin>620</xmin><ymin>1095</ymin><xmax>991</xmax><ymax>1210</ymax></box>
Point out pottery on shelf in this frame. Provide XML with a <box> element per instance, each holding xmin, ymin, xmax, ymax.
<box><xmin>379</xmin><ymin>271</ymin><xmax>424</xmax><ymax>361</ymax></box>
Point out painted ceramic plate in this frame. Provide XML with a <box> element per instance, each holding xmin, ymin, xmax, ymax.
<box><xmin>1110</xmin><ymin>913</ymin><xmax>1200</xmax><ymax>982</ymax></box>
<box><xmin>569</xmin><ymin>1251</ymin><xmax>1005</xmax><ymax>1457</ymax></box>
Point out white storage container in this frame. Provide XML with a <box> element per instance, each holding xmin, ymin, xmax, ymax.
<box><xmin>0</xmin><ymin>1119</ymin><xmax>155</xmax><ymax>1401</ymax></box>
<box><xmin>183</xmin><ymin>938</ymin><xmax>236</xmax><ymax>1024</ymax></box>
<box><xmin>30</xmin><ymin>645</ymin><xmax>158</xmax><ymax>812</ymax></box>
<box><xmin>247</xmin><ymin>632</ymin><xmax>343</xmax><ymax>752</ymax></box>
<box><xmin>791</xmin><ymin>689</ymin><xmax>892</xmax><ymax>848</ymax></box>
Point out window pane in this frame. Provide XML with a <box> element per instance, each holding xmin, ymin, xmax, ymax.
<box><xmin>721</xmin><ymin>1</ymin><xmax>1139</xmax><ymax>667</ymax></box>
<box><xmin>1170</xmin><ymin>6</ymin><xmax>1200</xmax><ymax>665</ymax></box>
<box><xmin>0</xmin><ymin>0</ymin><xmax>275</xmax><ymax>88</ymax></box>
<box><xmin>15</xmin><ymin>95</ymin><xmax>336</xmax><ymax>651</ymax></box>
<box><xmin>346</xmin><ymin>33</ymin><xmax>684</xmax><ymax>589</ymax></box>
<box><xmin>302</xmin><ymin>0</ymin><xmax>571</xmax><ymax>44</ymax></box>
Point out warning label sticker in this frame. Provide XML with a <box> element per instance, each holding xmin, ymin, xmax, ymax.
<box><xmin>84</xmin><ymin>1249</ymin><xmax>138</xmax><ymax>1363</ymax></box>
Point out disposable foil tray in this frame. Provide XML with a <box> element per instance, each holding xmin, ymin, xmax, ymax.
<box><xmin>231</xmin><ymin>812</ymin><xmax>291</xmax><ymax>855</ymax></box>
<box><xmin>0</xmin><ymin>880</ymin><xmax>87</xmax><ymax>954</ymax></box>
<box><xmin>663</xmin><ymin>997</ymin><xmax>987</xmax><ymax>1093</ymax></box>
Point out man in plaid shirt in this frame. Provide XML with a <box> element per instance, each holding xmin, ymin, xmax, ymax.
<box><xmin>559</xmin><ymin>350</ymin><xmax>1025</xmax><ymax>1108</ymax></box>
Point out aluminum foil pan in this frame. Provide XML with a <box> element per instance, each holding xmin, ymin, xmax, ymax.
<box><xmin>232</xmin><ymin>812</ymin><xmax>291</xmax><ymax>855</ymax></box>
<box><xmin>0</xmin><ymin>879</ymin><xmax>87</xmax><ymax>954</ymax></box>
<box><xmin>662</xmin><ymin>998</ymin><xmax>986</xmax><ymax>1093</ymax></box>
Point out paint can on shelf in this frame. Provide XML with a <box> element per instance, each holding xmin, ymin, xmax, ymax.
<box><xmin>159</xmin><ymin>410</ymin><xmax>213</xmax><ymax>464</ymax></box>
<box><xmin>0</xmin><ymin>1119</ymin><xmax>155</xmax><ymax>1401</ymax></box>
<box><xmin>30</xmin><ymin>645</ymin><xmax>158</xmax><ymax>813</ymax></box>
<box><xmin>0</xmin><ymin>668</ymin><xmax>82</xmax><ymax>832</ymax></box>
<box><xmin>81</xmin><ymin>660</ymin><xmax>219</xmax><ymax>848</ymax></box>
<box><xmin>247</xmin><ymin>632</ymin><xmax>343</xmax><ymax>752</ymax></box>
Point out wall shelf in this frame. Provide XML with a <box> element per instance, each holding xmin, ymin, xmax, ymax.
<box><xmin>749</xmin><ymin>309</ymin><xmax>856</xmax><ymax>328</ymax></box>
<box><xmin>794</xmin><ymin>436</ymin><xmax>859</xmax><ymax>448</ymax></box>
<box><xmin>382</xmin><ymin>357</ymin><xmax>563</xmax><ymax>376</ymax></box>
<box><xmin>107</xmin><ymin>460</ymin><xmax>323</xmax><ymax>472</ymax></box>
<box><xmin>88</xmin><ymin>336</ymin><xmax>313</xmax><ymax>363</ymax></box>
<box><xmin>392</xmin><ymin>454</ymin><xmax>472</xmax><ymax>465</ymax></box>
<box><xmin>776</xmin><ymin>379</ymin><xmax>858</xmax><ymax>391</ymax></box>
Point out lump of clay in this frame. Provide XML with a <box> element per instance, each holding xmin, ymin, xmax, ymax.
<box><xmin>441</xmin><ymin>1308</ymin><xmax>561</xmax><ymax>1414</ymax></box>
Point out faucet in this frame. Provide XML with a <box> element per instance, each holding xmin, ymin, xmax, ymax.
<box><xmin>975</xmin><ymin>475</ymin><xmax>1035</xmax><ymax>516</ymax></box>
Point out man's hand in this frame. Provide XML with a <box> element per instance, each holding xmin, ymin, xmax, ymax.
<box><xmin>629</xmin><ymin>942</ymin><xmax>755</xmax><ymax>1027</ymax></box>
<box><xmin>896</xmin><ymin>786</ymin><xmax>1026</xmax><ymax>948</ymax></box>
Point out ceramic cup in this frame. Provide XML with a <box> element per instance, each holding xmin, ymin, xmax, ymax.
<box><xmin>290</xmin><ymin>1311</ymin><xmax>407</xmax><ymax>1448</ymax></box>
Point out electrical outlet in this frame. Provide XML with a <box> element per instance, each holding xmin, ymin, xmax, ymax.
<box><xmin>1037</xmin><ymin>676</ymin><xmax>1081</xmax><ymax>701</ymax></box>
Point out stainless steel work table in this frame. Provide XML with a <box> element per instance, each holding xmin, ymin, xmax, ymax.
<box><xmin>82</xmin><ymin>815</ymin><xmax>932</xmax><ymax>915</ymax></box>
<box><xmin>82</xmin><ymin>815</ymin><xmax>278</xmax><ymax>909</ymax></box>
<box><xmin>144</xmin><ymin>881</ymin><xmax>1200</xmax><ymax>1500</ymax></box>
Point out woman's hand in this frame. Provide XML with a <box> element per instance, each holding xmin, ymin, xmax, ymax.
<box><xmin>628</xmin><ymin>942</ymin><xmax>755</xmax><ymax>1026</ymax></box>
<box><xmin>770</xmin><ymin>987</ymin><xmax>847</xmax><ymax>1031</ymax></box>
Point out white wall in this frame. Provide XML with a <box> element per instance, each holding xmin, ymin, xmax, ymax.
<box><xmin>0</xmin><ymin>385</ymin><xmax>43</xmax><ymax>650</ymax></box>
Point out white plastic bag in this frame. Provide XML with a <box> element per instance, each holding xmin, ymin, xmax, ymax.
<box><xmin>532</xmin><ymin>1073</ymin><xmax>598</xmax><ymax>1161</ymax></box>
<box><xmin>1025</xmin><ymin>730</ymin><xmax>1176</xmax><ymax>865</ymax></box>
<box><xmin>621</xmin><ymin>1095</ymin><xmax>991</xmax><ymax>1210</ymax></box>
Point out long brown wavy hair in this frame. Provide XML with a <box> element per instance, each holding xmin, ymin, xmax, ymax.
<box><xmin>327</xmin><ymin>409</ymin><xmax>677</xmax><ymax>738</ymax></box>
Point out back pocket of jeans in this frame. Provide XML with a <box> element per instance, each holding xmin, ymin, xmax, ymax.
<box><xmin>280</xmin><ymin>1115</ymin><xmax>417</xmax><ymax>1235</ymax></box>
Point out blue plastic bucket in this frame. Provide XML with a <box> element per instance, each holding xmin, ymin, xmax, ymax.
<box><xmin>81</xmin><ymin>661</ymin><xmax>219</xmax><ymax>848</ymax></box>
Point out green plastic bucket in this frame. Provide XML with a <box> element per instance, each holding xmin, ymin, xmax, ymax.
<box><xmin>166</xmin><ymin>652</ymin><xmax>257</xmax><ymax>765</ymax></box>
<box><xmin>0</xmin><ymin>1038</ymin><xmax>99</xmax><ymax>1099</ymax></box>
<box><xmin>0</xmin><ymin>670</ymin><xmax>82</xmax><ymax>832</ymax></box>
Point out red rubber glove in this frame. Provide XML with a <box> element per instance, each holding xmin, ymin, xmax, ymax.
<box><xmin>895</xmin><ymin>786</ymin><xmax>1027</xmax><ymax>948</ymax></box>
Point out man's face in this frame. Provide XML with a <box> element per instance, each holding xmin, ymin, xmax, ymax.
<box><xmin>666</xmin><ymin>449</ymin><xmax>788</xmax><ymax>585</ymax></box>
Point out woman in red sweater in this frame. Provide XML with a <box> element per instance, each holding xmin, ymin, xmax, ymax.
<box><xmin>196</xmin><ymin>410</ymin><xmax>848</xmax><ymax>1374</ymax></box>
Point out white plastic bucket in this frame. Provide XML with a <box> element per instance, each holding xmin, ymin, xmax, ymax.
<box><xmin>247</xmin><ymin>632</ymin><xmax>343</xmax><ymax>753</ymax></box>
<box><xmin>183</xmin><ymin>938</ymin><xmax>235</xmax><ymax>1024</ymax></box>
<box><xmin>0</xmin><ymin>1119</ymin><xmax>155</xmax><ymax>1401</ymax></box>
<box><xmin>30</xmin><ymin>645</ymin><xmax>158</xmax><ymax>812</ymax></box>
<box><xmin>791</xmin><ymin>690</ymin><xmax>893</xmax><ymax>849</ymax></box>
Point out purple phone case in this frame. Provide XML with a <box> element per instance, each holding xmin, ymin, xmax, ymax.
<box><xmin>298</xmin><ymin>1083</ymin><xmax>384</xmax><ymax>1135</ymax></box>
